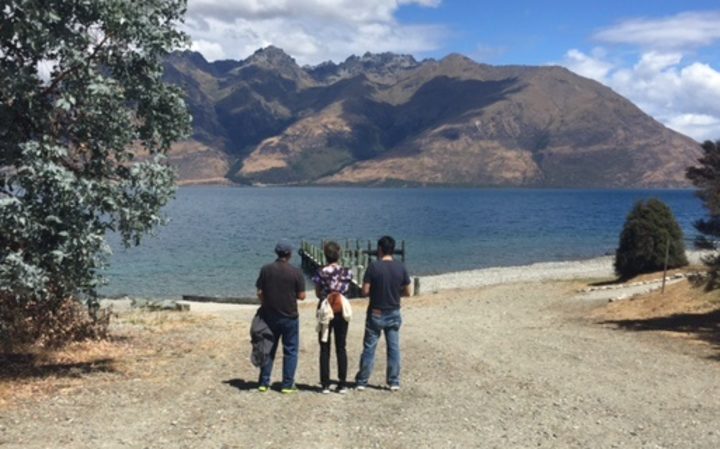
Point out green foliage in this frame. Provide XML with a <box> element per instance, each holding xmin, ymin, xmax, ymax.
<box><xmin>686</xmin><ymin>140</ymin><xmax>720</xmax><ymax>289</ymax></box>
<box><xmin>614</xmin><ymin>199</ymin><xmax>688</xmax><ymax>279</ymax></box>
<box><xmin>0</xmin><ymin>0</ymin><xmax>191</xmax><ymax>346</ymax></box>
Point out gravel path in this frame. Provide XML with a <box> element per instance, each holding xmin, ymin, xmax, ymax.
<box><xmin>1</xmin><ymin>275</ymin><xmax>719</xmax><ymax>449</ymax></box>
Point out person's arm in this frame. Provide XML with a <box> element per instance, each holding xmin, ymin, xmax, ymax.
<box><xmin>401</xmin><ymin>267</ymin><xmax>411</xmax><ymax>297</ymax></box>
<box><xmin>361</xmin><ymin>282</ymin><xmax>371</xmax><ymax>297</ymax></box>
<box><xmin>314</xmin><ymin>285</ymin><xmax>323</xmax><ymax>300</ymax></box>
<box><xmin>361</xmin><ymin>263</ymin><xmax>372</xmax><ymax>297</ymax></box>
<box><xmin>256</xmin><ymin>269</ymin><xmax>264</xmax><ymax>302</ymax></box>
<box><xmin>296</xmin><ymin>271</ymin><xmax>306</xmax><ymax>301</ymax></box>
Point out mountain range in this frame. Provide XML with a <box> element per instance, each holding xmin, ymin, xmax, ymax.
<box><xmin>161</xmin><ymin>46</ymin><xmax>701</xmax><ymax>188</ymax></box>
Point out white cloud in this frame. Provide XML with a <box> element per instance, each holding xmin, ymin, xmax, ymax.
<box><xmin>183</xmin><ymin>0</ymin><xmax>445</xmax><ymax>64</ymax></box>
<box><xmin>594</xmin><ymin>11</ymin><xmax>720</xmax><ymax>50</ymax></box>
<box><xmin>188</xmin><ymin>0</ymin><xmax>439</xmax><ymax>23</ymax></box>
<box><xmin>561</xmin><ymin>49</ymin><xmax>720</xmax><ymax>141</ymax></box>
<box><xmin>564</xmin><ymin>48</ymin><xmax>614</xmax><ymax>80</ymax></box>
<box><xmin>666</xmin><ymin>114</ymin><xmax>720</xmax><ymax>142</ymax></box>
<box><xmin>190</xmin><ymin>40</ymin><xmax>226</xmax><ymax>61</ymax></box>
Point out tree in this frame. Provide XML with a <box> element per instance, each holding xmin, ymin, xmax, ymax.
<box><xmin>614</xmin><ymin>199</ymin><xmax>688</xmax><ymax>279</ymax></box>
<box><xmin>0</xmin><ymin>0</ymin><xmax>191</xmax><ymax>346</ymax></box>
<box><xmin>687</xmin><ymin>140</ymin><xmax>720</xmax><ymax>289</ymax></box>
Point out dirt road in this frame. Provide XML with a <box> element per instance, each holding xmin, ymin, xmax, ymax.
<box><xmin>1</xmin><ymin>281</ymin><xmax>718</xmax><ymax>449</ymax></box>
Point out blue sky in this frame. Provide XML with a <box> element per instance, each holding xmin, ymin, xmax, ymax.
<box><xmin>396</xmin><ymin>0</ymin><xmax>720</xmax><ymax>65</ymax></box>
<box><xmin>184</xmin><ymin>0</ymin><xmax>720</xmax><ymax>140</ymax></box>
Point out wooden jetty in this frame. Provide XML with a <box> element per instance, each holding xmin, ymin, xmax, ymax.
<box><xmin>299</xmin><ymin>240</ymin><xmax>412</xmax><ymax>298</ymax></box>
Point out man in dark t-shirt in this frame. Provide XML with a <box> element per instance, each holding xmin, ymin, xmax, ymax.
<box><xmin>355</xmin><ymin>235</ymin><xmax>411</xmax><ymax>391</ymax></box>
<box><xmin>255</xmin><ymin>241</ymin><xmax>306</xmax><ymax>393</ymax></box>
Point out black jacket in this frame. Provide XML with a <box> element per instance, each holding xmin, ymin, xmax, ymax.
<box><xmin>250</xmin><ymin>308</ymin><xmax>274</xmax><ymax>368</ymax></box>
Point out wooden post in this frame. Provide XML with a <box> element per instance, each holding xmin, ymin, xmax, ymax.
<box><xmin>413</xmin><ymin>277</ymin><xmax>420</xmax><ymax>296</ymax></box>
<box><xmin>662</xmin><ymin>236</ymin><xmax>670</xmax><ymax>294</ymax></box>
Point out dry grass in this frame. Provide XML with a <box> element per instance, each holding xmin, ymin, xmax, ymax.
<box><xmin>592</xmin><ymin>279</ymin><xmax>720</xmax><ymax>322</ymax></box>
<box><xmin>591</xmin><ymin>278</ymin><xmax>720</xmax><ymax>358</ymax></box>
<box><xmin>0</xmin><ymin>310</ymin><xmax>214</xmax><ymax>409</ymax></box>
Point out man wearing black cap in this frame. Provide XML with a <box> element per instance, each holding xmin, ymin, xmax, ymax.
<box><xmin>255</xmin><ymin>241</ymin><xmax>306</xmax><ymax>394</ymax></box>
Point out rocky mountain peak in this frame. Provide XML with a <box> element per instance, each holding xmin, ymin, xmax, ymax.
<box><xmin>307</xmin><ymin>51</ymin><xmax>420</xmax><ymax>83</ymax></box>
<box><xmin>244</xmin><ymin>45</ymin><xmax>298</xmax><ymax>68</ymax></box>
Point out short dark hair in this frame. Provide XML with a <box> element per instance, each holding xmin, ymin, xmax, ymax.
<box><xmin>377</xmin><ymin>235</ymin><xmax>395</xmax><ymax>255</ymax></box>
<box><xmin>324</xmin><ymin>241</ymin><xmax>341</xmax><ymax>264</ymax></box>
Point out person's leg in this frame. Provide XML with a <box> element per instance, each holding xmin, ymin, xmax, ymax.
<box><xmin>333</xmin><ymin>314</ymin><xmax>349</xmax><ymax>388</ymax></box>
<box><xmin>280</xmin><ymin>317</ymin><xmax>300</xmax><ymax>389</ymax></box>
<box><xmin>319</xmin><ymin>325</ymin><xmax>332</xmax><ymax>389</ymax></box>
<box><xmin>384</xmin><ymin>309</ymin><xmax>402</xmax><ymax>387</ymax></box>
<box><xmin>355</xmin><ymin>311</ymin><xmax>381</xmax><ymax>387</ymax></box>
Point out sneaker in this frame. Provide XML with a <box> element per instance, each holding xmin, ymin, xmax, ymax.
<box><xmin>355</xmin><ymin>384</ymin><xmax>366</xmax><ymax>391</ymax></box>
<box><xmin>389</xmin><ymin>385</ymin><xmax>400</xmax><ymax>392</ymax></box>
<box><xmin>321</xmin><ymin>387</ymin><xmax>331</xmax><ymax>394</ymax></box>
<box><xmin>281</xmin><ymin>387</ymin><xmax>298</xmax><ymax>395</ymax></box>
<box><xmin>337</xmin><ymin>387</ymin><xmax>348</xmax><ymax>394</ymax></box>
<box><xmin>257</xmin><ymin>385</ymin><xmax>269</xmax><ymax>393</ymax></box>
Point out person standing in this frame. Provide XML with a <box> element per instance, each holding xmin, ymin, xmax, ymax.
<box><xmin>355</xmin><ymin>236</ymin><xmax>411</xmax><ymax>391</ymax></box>
<box><xmin>312</xmin><ymin>241</ymin><xmax>353</xmax><ymax>394</ymax></box>
<box><xmin>255</xmin><ymin>241</ymin><xmax>306</xmax><ymax>394</ymax></box>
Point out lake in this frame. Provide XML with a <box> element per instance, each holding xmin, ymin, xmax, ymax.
<box><xmin>100</xmin><ymin>187</ymin><xmax>704</xmax><ymax>298</ymax></box>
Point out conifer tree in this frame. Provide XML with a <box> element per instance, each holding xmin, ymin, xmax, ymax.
<box><xmin>615</xmin><ymin>199</ymin><xmax>688</xmax><ymax>279</ymax></box>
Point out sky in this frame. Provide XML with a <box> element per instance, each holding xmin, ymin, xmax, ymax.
<box><xmin>184</xmin><ymin>0</ymin><xmax>720</xmax><ymax>141</ymax></box>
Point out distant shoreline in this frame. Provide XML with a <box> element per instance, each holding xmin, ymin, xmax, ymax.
<box><xmin>102</xmin><ymin>251</ymin><xmax>709</xmax><ymax>301</ymax></box>
<box><xmin>172</xmin><ymin>182</ymin><xmax>697</xmax><ymax>191</ymax></box>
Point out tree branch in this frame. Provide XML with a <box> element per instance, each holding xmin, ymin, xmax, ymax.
<box><xmin>41</xmin><ymin>34</ymin><xmax>110</xmax><ymax>98</ymax></box>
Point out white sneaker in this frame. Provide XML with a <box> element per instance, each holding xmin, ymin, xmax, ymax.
<box><xmin>321</xmin><ymin>388</ymin><xmax>331</xmax><ymax>394</ymax></box>
<box><xmin>337</xmin><ymin>387</ymin><xmax>348</xmax><ymax>394</ymax></box>
<box><xmin>389</xmin><ymin>385</ymin><xmax>400</xmax><ymax>392</ymax></box>
<box><xmin>355</xmin><ymin>385</ymin><xmax>366</xmax><ymax>391</ymax></box>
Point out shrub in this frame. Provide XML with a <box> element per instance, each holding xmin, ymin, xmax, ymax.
<box><xmin>0</xmin><ymin>294</ymin><xmax>110</xmax><ymax>352</ymax></box>
<box><xmin>614</xmin><ymin>199</ymin><xmax>688</xmax><ymax>279</ymax></box>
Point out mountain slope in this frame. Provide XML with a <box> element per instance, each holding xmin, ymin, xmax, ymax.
<box><xmin>163</xmin><ymin>48</ymin><xmax>701</xmax><ymax>188</ymax></box>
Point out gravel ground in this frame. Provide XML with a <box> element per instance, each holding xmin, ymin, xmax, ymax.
<box><xmin>1</xmin><ymin>273</ymin><xmax>719</xmax><ymax>449</ymax></box>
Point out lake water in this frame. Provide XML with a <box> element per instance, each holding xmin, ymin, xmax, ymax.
<box><xmin>100</xmin><ymin>187</ymin><xmax>704</xmax><ymax>298</ymax></box>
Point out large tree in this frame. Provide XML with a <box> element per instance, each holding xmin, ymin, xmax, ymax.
<box><xmin>687</xmin><ymin>140</ymin><xmax>720</xmax><ymax>289</ymax></box>
<box><xmin>0</xmin><ymin>0</ymin><xmax>191</xmax><ymax>343</ymax></box>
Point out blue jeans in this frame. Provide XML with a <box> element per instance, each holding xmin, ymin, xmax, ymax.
<box><xmin>355</xmin><ymin>308</ymin><xmax>402</xmax><ymax>387</ymax></box>
<box><xmin>258</xmin><ymin>311</ymin><xmax>299</xmax><ymax>389</ymax></box>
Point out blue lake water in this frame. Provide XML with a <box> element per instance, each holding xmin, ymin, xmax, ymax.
<box><xmin>100</xmin><ymin>187</ymin><xmax>704</xmax><ymax>298</ymax></box>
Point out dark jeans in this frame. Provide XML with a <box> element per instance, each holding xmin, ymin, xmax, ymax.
<box><xmin>258</xmin><ymin>310</ymin><xmax>299</xmax><ymax>389</ymax></box>
<box><xmin>318</xmin><ymin>313</ymin><xmax>349</xmax><ymax>388</ymax></box>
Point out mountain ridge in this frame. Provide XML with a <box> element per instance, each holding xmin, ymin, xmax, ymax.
<box><xmin>162</xmin><ymin>47</ymin><xmax>701</xmax><ymax>188</ymax></box>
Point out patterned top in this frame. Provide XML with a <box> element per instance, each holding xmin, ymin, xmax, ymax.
<box><xmin>312</xmin><ymin>264</ymin><xmax>353</xmax><ymax>299</ymax></box>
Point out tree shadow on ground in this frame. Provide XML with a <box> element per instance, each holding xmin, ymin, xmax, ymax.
<box><xmin>0</xmin><ymin>353</ymin><xmax>116</xmax><ymax>380</ymax></box>
<box><xmin>588</xmin><ymin>278</ymin><xmax>623</xmax><ymax>287</ymax></box>
<box><xmin>599</xmin><ymin>310</ymin><xmax>720</xmax><ymax>361</ymax></box>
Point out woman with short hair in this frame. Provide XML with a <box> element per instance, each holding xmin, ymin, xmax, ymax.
<box><xmin>312</xmin><ymin>241</ymin><xmax>353</xmax><ymax>394</ymax></box>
